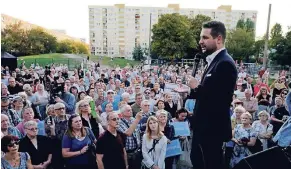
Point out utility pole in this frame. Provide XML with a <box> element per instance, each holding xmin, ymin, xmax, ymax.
<box><xmin>148</xmin><ymin>13</ymin><xmax>152</xmax><ymax>59</ymax></box>
<box><xmin>263</xmin><ymin>4</ymin><xmax>272</xmax><ymax>69</ymax></box>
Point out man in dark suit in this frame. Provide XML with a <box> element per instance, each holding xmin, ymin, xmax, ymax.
<box><xmin>190</xmin><ymin>21</ymin><xmax>238</xmax><ymax>169</ymax></box>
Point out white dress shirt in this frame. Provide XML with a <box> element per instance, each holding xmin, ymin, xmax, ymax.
<box><xmin>206</xmin><ymin>47</ymin><xmax>226</xmax><ymax>66</ymax></box>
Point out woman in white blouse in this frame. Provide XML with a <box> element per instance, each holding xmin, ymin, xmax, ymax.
<box><xmin>142</xmin><ymin>116</ymin><xmax>167</xmax><ymax>169</ymax></box>
<box><xmin>252</xmin><ymin>110</ymin><xmax>273</xmax><ymax>150</ymax></box>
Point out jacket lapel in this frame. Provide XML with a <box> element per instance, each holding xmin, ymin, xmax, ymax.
<box><xmin>201</xmin><ymin>49</ymin><xmax>226</xmax><ymax>83</ymax></box>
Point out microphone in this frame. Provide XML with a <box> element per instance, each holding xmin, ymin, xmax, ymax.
<box><xmin>192</xmin><ymin>53</ymin><xmax>202</xmax><ymax>78</ymax></box>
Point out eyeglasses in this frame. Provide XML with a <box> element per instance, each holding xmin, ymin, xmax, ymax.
<box><xmin>80</xmin><ymin>104</ymin><xmax>89</xmax><ymax>108</ymax></box>
<box><xmin>145</xmin><ymin>92</ymin><xmax>150</xmax><ymax>94</ymax></box>
<box><xmin>55</xmin><ymin>107</ymin><xmax>65</xmax><ymax>110</ymax></box>
<box><xmin>143</xmin><ymin>105</ymin><xmax>150</xmax><ymax>107</ymax></box>
<box><xmin>107</xmin><ymin>92</ymin><xmax>114</xmax><ymax>94</ymax></box>
<box><xmin>110</xmin><ymin>117</ymin><xmax>120</xmax><ymax>121</ymax></box>
<box><xmin>8</xmin><ymin>140</ymin><xmax>20</xmax><ymax>147</ymax></box>
<box><xmin>26</xmin><ymin>127</ymin><xmax>38</xmax><ymax>131</ymax></box>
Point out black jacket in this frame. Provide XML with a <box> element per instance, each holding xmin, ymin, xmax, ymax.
<box><xmin>190</xmin><ymin>49</ymin><xmax>237</xmax><ymax>143</ymax></box>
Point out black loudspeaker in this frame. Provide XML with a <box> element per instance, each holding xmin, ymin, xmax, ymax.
<box><xmin>233</xmin><ymin>146</ymin><xmax>291</xmax><ymax>169</ymax></box>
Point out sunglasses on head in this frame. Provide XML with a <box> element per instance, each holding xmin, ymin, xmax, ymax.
<box><xmin>8</xmin><ymin>140</ymin><xmax>20</xmax><ymax>147</ymax></box>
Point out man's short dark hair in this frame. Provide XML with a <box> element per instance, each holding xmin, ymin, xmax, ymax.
<box><xmin>202</xmin><ymin>21</ymin><xmax>226</xmax><ymax>42</ymax></box>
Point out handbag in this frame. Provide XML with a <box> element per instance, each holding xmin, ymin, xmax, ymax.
<box><xmin>86</xmin><ymin>128</ymin><xmax>97</xmax><ymax>167</ymax></box>
<box><xmin>177</xmin><ymin>138</ymin><xmax>193</xmax><ymax>168</ymax></box>
<box><xmin>247</xmin><ymin>130</ymin><xmax>263</xmax><ymax>154</ymax></box>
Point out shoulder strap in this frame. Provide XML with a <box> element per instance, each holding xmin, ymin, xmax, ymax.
<box><xmin>86</xmin><ymin>127</ymin><xmax>94</xmax><ymax>143</ymax></box>
<box><xmin>148</xmin><ymin>139</ymin><xmax>160</xmax><ymax>154</ymax></box>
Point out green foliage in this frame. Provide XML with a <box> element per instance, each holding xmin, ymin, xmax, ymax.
<box><xmin>1</xmin><ymin>22</ymin><xmax>88</xmax><ymax>55</ymax></box>
<box><xmin>189</xmin><ymin>14</ymin><xmax>212</xmax><ymax>46</ymax></box>
<box><xmin>269</xmin><ymin>29</ymin><xmax>291</xmax><ymax>66</ymax></box>
<box><xmin>151</xmin><ymin>13</ymin><xmax>196</xmax><ymax>59</ymax></box>
<box><xmin>226</xmin><ymin>28</ymin><xmax>255</xmax><ymax>61</ymax></box>
<box><xmin>132</xmin><ymin>45</ymin><xmax>144</xmax><ymax>61</ymax></box>
<box><xmin>269</xmin><ymin>23</ymin><xmax>284</xmax><ymax>49</ymax></box>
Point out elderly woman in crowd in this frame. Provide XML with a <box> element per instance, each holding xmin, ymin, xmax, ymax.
<box><xmin>1</xmin><ymin>114</ymin><xmax>23</xmax><ymax>139</ymax></box>
<box><xmin>230</xmin><ymin>112</ymin><xmax>257</xmax><ymax>168</ymax></box>
<box><xmin>34</xmin><ymin>84</ymin><xmax>49</xmax><ymax>118</ymax></box>
<box><xmin>127</xmin><ymin>87</ymin><xmax>136</xmax><ymax>105</ymax></box>
<box><xmin>1</xmin><ymin>135</ymin><xmax>33</xmax><ymax>169</ymax></box>
<box><xmin>19</xmin><ymin>121</ymin><xmax>52</xmax><ymax>169</ymax></box>
<box><xmin>252</xmin><ymin>110</ymin><xmax>273</xmax><ymax>150</ymax></box>
<box><xmin>100</xmin><ymin>103</ymin><xmax>114</xmax><ymax>129</ymax></box>
<box><xmin>11</xmin><ymin>95</ymin><xmax>25</xmax><ymax>119</ymax></box>
<box><xmin>231</xmin><ymin>106</ymin><xmax>246</xmax><ymax>129</ymax></box>
<box><xmin>76</xmin><ymin>100</ymin><xmax>104</xmax><ymax>139</ymax></box>
<box><xmin>16</xmin><ymin>107</ymin><xmax>41</xmax><ymax>135</ymax></box>
<box><xmin>142</xmin><ymin>116</ymin><xmax>168</xmax><ymax>169</ymax></box>
<box><xmin>156</xmin><ymin>110</ymin><xmax>176</xmax><ymax>169</ymax></box>
<box><xmin>62</xmin><ymin>114</ymin><xmax>97</xmax><ymax>169</ymax></box>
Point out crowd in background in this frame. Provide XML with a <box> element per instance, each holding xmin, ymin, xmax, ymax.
<box><xmin>1</xmin><ymin>61</ymin><xmax>291</xmax><ymax>169</ymax></box>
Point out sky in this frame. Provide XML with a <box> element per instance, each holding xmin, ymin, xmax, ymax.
<box><xmin>1</xmin><ymin>0</ymin><xmax>291</xmax><ymax>43</ymax></box>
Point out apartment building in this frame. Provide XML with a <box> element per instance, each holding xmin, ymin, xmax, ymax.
<box><xmin>88</xmin><ymin>4</ymin><xmax>257</xmax><ymax>60</ymax></box>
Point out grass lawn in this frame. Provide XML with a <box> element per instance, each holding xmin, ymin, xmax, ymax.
<box><xmin>89</xmin><ymin>55</ymin><xmax>140</xmax><ymax>68</ymax></box>
<box><xmin>17</xmin><ymin>53</ymin><xmax>140</xmax><ymax>69</ymax></box>
<box><xmin>17</xmin><ymin>53</ymin><xmax>74</xmax><ymax>68</ymax></box>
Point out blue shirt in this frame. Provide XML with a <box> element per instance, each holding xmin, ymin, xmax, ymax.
<box><xmin>285</xmin><ymin>91</ymin><xmax>291</xmax><ymax>115</ymax></box>
<box><xmin>101</xmin><ymin>100</ymin><xmax>119</xmax><ymax>112</ymax></box>
<box><xmin>62</xmin><ymin>128</ymin><xmax>96</xmax><ymax>165</ymax></box>
<box><xmin>60</xmin><ymin>92</ymin><xmax>76</xmax><ymax>115</ymax></box>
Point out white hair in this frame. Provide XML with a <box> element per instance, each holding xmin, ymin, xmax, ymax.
<box><xmin>54</xmin><ymin>103</ymin><xmax>65</xmax><ymax>110</ymax></box>
<box><xmin>120</xmin><ymin>105</ymin><xmax>131</xmax><ymax>114</ymax></box>
<box><xmin>23</xmin><ymin>84</ymin><xmax>31</xmax><ymax>91</ymax></box>
<box><xmin>121</xmin><ymin>92</ymin><xmax>130</xmax><ymax>99</ymax></box>
<box><xmin>24</xmin><ymin>120</ymin><xmax>37</xmax><ymax>129</ymax></box>
<box><xmin>155</xmin><ymin>110</ymin><xmax>168</xmax><ymax>117</ymax></box>
<box><xmin>141</xmin><ymin>100</ymin><xmax>149</xmax><ymax>107</ymax></box>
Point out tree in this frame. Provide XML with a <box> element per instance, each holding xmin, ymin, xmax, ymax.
<box><xmin>226</xmin><ymin>28</ymin><xmax>255</xmax><ymax>61</ymax></box>
<box><xmin>270</xmin><ymin>29</ymin><xmax>291</xmax><ymax>65</ymax></box>
<box><xmin>236</xmin><ymin>18</ymin><xmax>255</xmax><ymax>37</ymax></box>
<box><xmin>151</xmin><ymin>13</ymin><xmax>195</xmax><ymax>59</ymax></box>
<box><xmin>26</xmin><ymin>27</ymin><xmax>58</xmax><ymax>55</ymax></box>
<box><xmin>253</xmin><ymin>39</ymin><xmax>265</xmax><ymax>60</ymax></box>
<box><xmin>1</xmin><ymin>22</ymin><xmax>29</xmax><ymax>55</ymax></box>
<box><xmin>132</xmin><ymin>45</ymin><xmax>144</xmax><ymax>61</ymax></box>
<box><xmin>189</xmin><ymin>14</ymin><xmax>212</xmax><ymax>46</ymax></box>
<box><xmin>269</xmin><ymin>23</ymin><xmax>284</xmax><ymax>49</ymax></box>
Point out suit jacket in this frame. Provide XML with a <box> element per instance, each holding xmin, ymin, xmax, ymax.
<box><xmin>190</xmin><ymin>49</ymin><xmax>237</xmax><ymax>143</ymax></box>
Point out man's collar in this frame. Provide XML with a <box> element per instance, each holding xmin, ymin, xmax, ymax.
<box><xmin>206</xmin><ymin>47</ymin><xmax>225</xmax><ymax>66</ymax></box>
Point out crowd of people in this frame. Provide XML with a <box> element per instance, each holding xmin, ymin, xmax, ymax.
<box><xmin>1</xmin><ymin>60</ymin><xmax>291</xmax><ymax>169</ymax></box>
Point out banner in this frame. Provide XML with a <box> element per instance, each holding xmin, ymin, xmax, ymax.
<box><xmin>172</xmin><ymin>122</ymin><xmax>191</xmax><ymax>137</ymax></box>
<box><xmin>166</xmin><ymin>139</ymin><xmax>182</xmax><ymax>157</ymax></box>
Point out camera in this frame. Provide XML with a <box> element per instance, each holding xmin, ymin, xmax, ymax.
<box><xmin>49</xmin><ymin>82</ymin><xmax>65</xmax><ymax>104</ymax></box>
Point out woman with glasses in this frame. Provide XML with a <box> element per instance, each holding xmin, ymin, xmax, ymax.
<box><xmin>1</xmin><ymin>135</ymin><xmax>33</xmax><ymax>169</ymax></box>
<box><xmin>76</xmin><ymin>100</ymin><xmax>104</xmax><ymax>139</ymax></box>
<box><xmin>252</xmin><ymin>111</ymin><xmax>273</xmax><ymax>150</ymax></box>
<box><xmin>230</xmin><ymin>112</ymin><xmax>257</xmax><ymax>168</ymax></box>
<box><xmin>62</xmin><ymin>114</ymin><xmax>97</xmax><ymax>169</ymax></box>
<box><xmin>141</xmin><ymin>116</ymin><xmax>167</xmax><ymax>169</ymax></box>
<box><xmin>19</xmin><ymin>120</ymin><xmax>52</xmax><ymax>169</ymax></box>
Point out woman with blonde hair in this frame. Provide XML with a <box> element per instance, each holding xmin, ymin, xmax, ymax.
<box><xmin>142</xmin><ymin>116</ymin><xmax>167</xmax><ymax>169</ymax></box>
<box><xmin>75</xmin><ymin>100</ymin><xmax>104</xmax><ymax>139</ymax></box>
<box><xmin>255</xmin><ymin>86</ymin><xmax>272</xmax><ymax>119</ymax></box>
<box><xmin>252</xmin><ymin>110</ymin><xmax>273</xmax><ymax>150</ymax></box>
<box><xmin>34</xmin><ymin>84</ymin><xmax>49</xmax><ymax>119</ymax></box>
<box><xmin>230</xmin><ymin>112</ymin><xmax>257</xmax><ymax>167</ymax></box>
